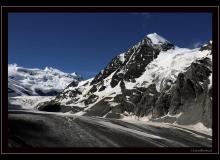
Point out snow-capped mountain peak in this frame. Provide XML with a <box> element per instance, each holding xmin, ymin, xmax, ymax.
<box><xmin>146</xmin><ymin>33</ymin><xmax>169</xmax><ymax>45</ymax></box>
<box><xmin>8</xmin><ymin>64</ymin><xmax>82</xmax><ymax>97</ymax></box>
<box><xmin>43</xmin><ymin>66</ymin><xmax>82</xmax><ymax>80</ymax></box>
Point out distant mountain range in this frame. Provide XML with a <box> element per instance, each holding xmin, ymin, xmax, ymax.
<box><xmin>8</xmin><ymin>64</ymin><xmax>82</xmax><ymax>97</ymax></box>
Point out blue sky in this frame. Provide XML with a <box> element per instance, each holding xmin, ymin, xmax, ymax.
<box><xmin>8</xmin><ymin>13</ymin><xmax>212</xmax><ymax>79</ymax></box>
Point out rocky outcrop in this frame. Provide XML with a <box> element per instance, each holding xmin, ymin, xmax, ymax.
<box><xmin>37</xmin><ymin>100</ymin><xmax>83</xmax><ymax>113</ymax></box>
<box><xmin>109</xmin><ymin>37</ymin><xmax>174</xmax><ymax>88</ymax></box>
<box><xmin>155</xmin><ymin>58</ymin><xmax>211</xmax><ymax>126</ymax></box>
<box><xmin>200</xmin><ymin>41</ymin><xmax>212</xmax><ymax>51</ymax></box>
<box><xmin>90</xmin><ymin>56</ymin><xmax>124</xmax><ymax>86</ymax></box>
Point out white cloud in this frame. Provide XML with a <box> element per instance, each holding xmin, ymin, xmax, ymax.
<box><xmin>193</xmin><ymin>42</ymin><xmax>202</xmax><ymax>48</ymax></box>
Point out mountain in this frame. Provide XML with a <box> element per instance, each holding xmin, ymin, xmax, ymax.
<box><xmin>37</xmin><ymin>33</ymin><xmax>212</xmax><ymax>128</ymax></box>
<box><xmin>8</xmin><ymin>64</ymin><xmax>83</xmax><ymax>97</ymax></box>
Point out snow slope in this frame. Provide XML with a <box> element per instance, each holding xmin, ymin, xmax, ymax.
<box><xmin>8</xmin><ymin>64</ymin><xmax>82</xmax><ymax>97</ymax></box>
<box><xmin>9</xmin><ymin>96</ymin><xmax>54</xmax><ymax>110</ymax></box>
<box><xmin>147</xmin><ymin>33</ymin><xmax>170</xmax><ymax>45</ymax></box>
<box><xmin>127</xmin><ymin>47</ymin><xmax>211</xmax><ymax>91</ymax></box>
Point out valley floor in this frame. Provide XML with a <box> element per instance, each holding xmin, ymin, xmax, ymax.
<box><xmin>8</xmin><ymin>109</ymin><xmax>212</xmax><ymax>148</ymax></box>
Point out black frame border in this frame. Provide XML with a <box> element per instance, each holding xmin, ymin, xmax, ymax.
<box><xmin>1</xmin><ymin>6</ymin><xmax>219</xmax><ymax>154</ymax></box>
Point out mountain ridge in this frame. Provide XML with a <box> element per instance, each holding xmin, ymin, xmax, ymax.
<box><xmin>8</xmin><ymin>64</ymin><xmax>83</xmax><ymax>97</ymax></box>
<box><xmin>36</xmin><ymin>33</ymin><xmax>212</xmax><ymax>128</ymax></box>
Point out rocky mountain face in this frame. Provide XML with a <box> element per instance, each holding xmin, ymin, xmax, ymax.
<box><xmin>37</xmin><ymin>33</ymin><xmax>212</xmax><ymax>128</ymax></box>
<box><xmin>8</xmin><ymin>64</ymin><xmax>82</xmax><ymax>97</ymax></box>
<box><xmin>91</xmin><ymin>33</ymin><xmax>174</xmax><ymax>88</ymax></box>
<box><xmin>152</xmin><ymin>55</ymin><xmax>212</xmax><ymax>127</ymax></box>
